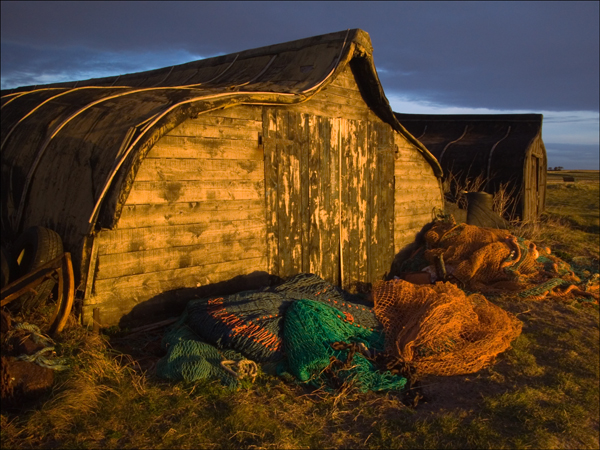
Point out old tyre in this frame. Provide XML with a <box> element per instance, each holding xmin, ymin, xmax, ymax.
<box><xmin>8</xmin><ymin>226</ymin><xmax>63</xmax><ymax>313</ymax></box>
<box><xmin>1</xmin><ymin>246</ymin><xmax>12</xmax><ymax>290</ymax></box>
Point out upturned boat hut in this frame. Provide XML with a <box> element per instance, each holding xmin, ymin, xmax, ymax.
<box><xmin>1</xmin><ymin>29</ymin><xmax>443</xmax><ymax>326</ymax></box>
<box><xmin>396</xmin><ymin>113</ymin><xmax>547</xmax><ymax>221</ymax></box>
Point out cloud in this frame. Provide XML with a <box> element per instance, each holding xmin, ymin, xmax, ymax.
<box><xmin>1</xmin><ymin>41</ymin><xmax>208</xmax><ymax>89</ymax></box>
<box><xmin>2</xmin><ymin>2</ymin><xmax>597</xmax><ymax>111</ymax></box>
<box><xmin>1</xmin><ymin>1</ymin><xmax>597</xmax><ymax>168</ymax></box>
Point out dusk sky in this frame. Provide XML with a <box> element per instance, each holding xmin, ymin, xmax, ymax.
<box><xmin>1</xmin><ymin>1</ymin><xmax>598</xmax><ymax>169</ymax></box>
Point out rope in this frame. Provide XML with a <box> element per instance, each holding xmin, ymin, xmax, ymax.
<box><xmin>15</xmin><ymin>346</ymin><xmax>69</xmax><ymax>371</ymax></box>
<box><xmin>220</xmin><ymin>359</ymin><xmax>258</xmax><ymax>381</ymax></box>
<box><xmin>5</xmin><ymin>322</ymin><xmax>70</xmax><ymax>371</ymax></box>
<box><xmin>5</xmin><ymin>322</ymin><xmax>53</xmax><ymax>347</ymax></box>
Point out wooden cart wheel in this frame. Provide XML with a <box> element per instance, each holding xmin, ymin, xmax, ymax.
<box><xmin>1</xmin><ymin>253</ymin><xmax>75</xmax><ymax>335</ymax></box>
<box><xmin>9</xmin><ymin>227</ymin><xmax>63</xmax><ymax>313</ymax></box>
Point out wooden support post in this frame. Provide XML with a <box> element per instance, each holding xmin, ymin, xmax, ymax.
<box><xmin>93</xmin><ymin>308</ymin><xmax>101</xmax><ymax>334</ymax></box>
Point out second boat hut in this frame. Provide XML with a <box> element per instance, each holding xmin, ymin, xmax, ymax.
<box><xmin>396</xmin><ymin>113</ymin><xmax>547</xmax><ymax>221</ymax></box>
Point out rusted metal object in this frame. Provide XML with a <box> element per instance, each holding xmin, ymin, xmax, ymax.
<box><xmin>0</xmin><ymin>252</ymin><xmax>75</xmax><ymax>335</ymax></box>
<box><xmin>1</xmin><ymin>356</ymin><xmax>55</xmax><ymax>407</ymax></box>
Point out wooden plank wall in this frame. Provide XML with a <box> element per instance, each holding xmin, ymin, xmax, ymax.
<box><xmin>82</xmin><ymin>63</ymin><xmax>443</xmax><ymax>324</ymax></box>
<box><xmin>393</xmin><ymin>134</ymin><xmax>444</xmax><ymax>253</ymax></box>
<box><xmin>535</xmin><ymin>139</ymin><xmax>547</xmax><ymax>214</ymax></box>
<box><xmin>84</xmin><ymin>106</ymin><xmax>267</xmax><ymax>324</ymax></box>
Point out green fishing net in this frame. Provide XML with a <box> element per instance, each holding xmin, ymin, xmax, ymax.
<box><xmin>282</xmin><ymin>299</ymin><xmax>406</xmax><ymax>393</ymax></box>
<box><xmin>155</xmin><ymin>311</ymin><xmax>246</xmax><ymax>388</ymax></box>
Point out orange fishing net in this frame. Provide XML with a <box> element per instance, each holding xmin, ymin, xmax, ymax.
<box><xmin>372</xmin><ymin>279</ymin><xmax>522</xmax><ymax>376</ymax></box>
<box><xmin>421</xmin><ymin>220</ymin><xmax>598</xmax><ymax>302</ymax></box>
<box><xmin>424</xmin><ymin>222</ymin><xmax>538</xmax><ymax>287</ymax></box>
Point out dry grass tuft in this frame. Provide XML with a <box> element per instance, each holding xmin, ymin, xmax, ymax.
<box><xmin>2</xmin><ymin>326</ymin><xmax>147</xmax><ymax>445</ymax></box>
<box><xmin>443</xmin><ymin>171</ymin><xmax>520</xmax><ymax>221</ymax></box>
<box><xmin>443</xmin><ymin>171</ymin><xmax>487</xmax><ymax>210</ymax></box>
<box><xmin>492</xmin><ymin>181</ymin><xmax>519</xmax><ymax>220</ymax></box>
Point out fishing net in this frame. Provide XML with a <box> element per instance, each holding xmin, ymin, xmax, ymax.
<box><xmin>182</xmin><ymin>273</ymin><xmax>381</xmax><ymax>366</ymax></box>
<box><xmin>185</xmin><ymin>290</ymin><xmax>288</xmax><ymax>365</ymax></box>
<box><xmin>273</xmin><ymin>273</ymin><xmax>382</xmax><ymax>331</ymax></box>
<box><xmin>282</xmin><ymin>299</ymin><xmax>406</xmax><ymax>392</ymax></box>
<box><xmin>416</xmin><ymin>218</ymin><xmax>598</xmax><ymax>303</ymax></box>
<box><xmin>156</xmin><ymin>274</ymin><xmax>395</xmax><ymax>391</ymax></box>
<box><xmin>372</xmin><ymin>279</ymin><xmax>522</xmax><ymax>376</ymax></box>
<box><xmin>155</xmin><ymin>274</ymin><xmax>410</xmax><ymax>391</ymax></box>
<box><xmin>155</xmin><ymin>311</ymin><xmax>255</xmax><ymax>388</ymax></box>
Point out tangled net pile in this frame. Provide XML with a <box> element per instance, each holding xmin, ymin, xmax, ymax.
<box><xmin>372</xmin><ymin>279</ymin><xmax>523</xmax><ymax>376</ymax></box>
<box><xmin>421</xmin><ymin>219</ymin><xmax>599</xmax><ymax>302</ymax></box>
<box><xmin>156</xmin><ymin>274</ymin><xmax>405</xmax><ymax>392</ymax></box>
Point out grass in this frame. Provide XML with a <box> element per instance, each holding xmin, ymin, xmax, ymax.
<box><xmin>2</xmin><ymin>170</ymin><xmax>599</xmax><ymax>449</ymax></box>
<box><xmin>544</xmin><ymin>171</ymin><xmax>600</xmax><ymax>256</ymax></box>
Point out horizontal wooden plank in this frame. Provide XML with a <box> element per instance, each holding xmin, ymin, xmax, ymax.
<box><xmin>317</xmin><ymin>89</ymin><xmax>368</xmax><ymax>110</ymax></box>
<box><xmin>394</xmin><ymin>178</ymin><xmax>440</xmax><ymax>190</ymax></box>
<box><xmin>136</xmin><ymin>158</ymin><xmax>263</xmax><ymax>181</ymax></box>
<box><xmin>126</xmin><ymin>180</ymin><xmax>264</xmax><ymax>204</ymax></box>
<box><xmin>83</xmin><ymin>256</ymin><xmax>270</xmax><ymax>326</ymax></box>
<box><xmin>177</xmin><ymin>113</ymin><xmax>262</xmax><ymax>130</ymax></box>
<box><xmin>395</xmin><ymin>215</ymin><xmax>435</xmax><ymax>230</ymax></box>
<box><xmin>89</xmin><ymin>256</ymin><xmax>268</xmax><ymax>304</ymax></box>
<box><xmin>395</xmin><ymin>138</ymin><xmax>422</xmax><ymax>149</ymax></box>
<box><xmin>117</xmin><ymin>200</ymin><xmax>265</xmax><ymax>228</ymax></box>
<box><xmin>395</xmin><ymin>147</ymin><xmax>428</xmax><ymax>158</ymax></box>
<box><xmin>391</xmin><ymin>184</ymin><xmax>440</xmax><ymax>196</ymax></box>
<box><xmin>394</xmin><ymin>178</ymin><xmax>440</xmax><ymax>192</ymax></box>
<box><xmin>212</xmin><ymin>105</ymin><xmax>263</xmax><ymax>121</ymax></box>
<box><xmin>394</xmin><ymin>203</ymin><xmax>440</xmax><ymax>216</ymax></box>
<box><xmin>394</xmin><ymin>170</ymin><xmax>435</xmax><ymax>181</ymax></box>
<box><xmin>167</xmin><ymin>119</ymin><xmax>260</xmax><ymax>140</ymax></box>
<box><xmin>96</xmin><ymin>238</ymin><xmax>266</xmax><ymax>279</ymax></box>
<box><xmin>395</xmin><ymin>187</ymin><xmax>443</xmax><ymax>198</ymax></box>
<box><xmin>97</xmin><ymin>220</ymin><xmax>266</xmax><ymax>255</ymax></box>
<box><xmin>330</xmin><ymin>70</ymin><xmax>361</xmax><ymax>91</ymax></box>
<box><xmin>395</xmin><ymin>156</ymin><xmax>434</xmax><ymax>167</ymax></box>
<box><xmin>147</xmin><ymin>135</ymin><xmax>263</xmax><ymax>160</ymax></box>
<box><xmin>395</xmin><ymin>229</ymin><xmax>423</xmax><ymax>252</ymax></box>
<box><xmin>322</xmin><ymin>84</ymin><xmax>365</xmax><ymax>102</ymax></box>
<box><xmin>395</xmin><ymin>198</ymin><xmax>442</xmax><ymax>209</ymax></box>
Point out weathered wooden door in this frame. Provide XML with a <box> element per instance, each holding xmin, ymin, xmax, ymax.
<box><xmin>533</xmin><ymin>155</ymin><xmax>540</xmax><ymax>216</ymax></box>
<box><xmin>524</xmin><ymin>154</ymin><xmax>542</xmax><ymax>220</ymax></box>
<box><xmin>263</xmin><ymin>109</ymin><xmax>394</xmax><ymax>289</ymax></box>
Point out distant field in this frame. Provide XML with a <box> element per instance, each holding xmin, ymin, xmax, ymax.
<box><xmin>547</xmin><ymin>169</ymin><xmax>600</xmax><ymax>184</ymax></box>
<box><xmin>543</xmin><ymin>170</ymin><xmax>599</xmax><ymax>258</ymax></box>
